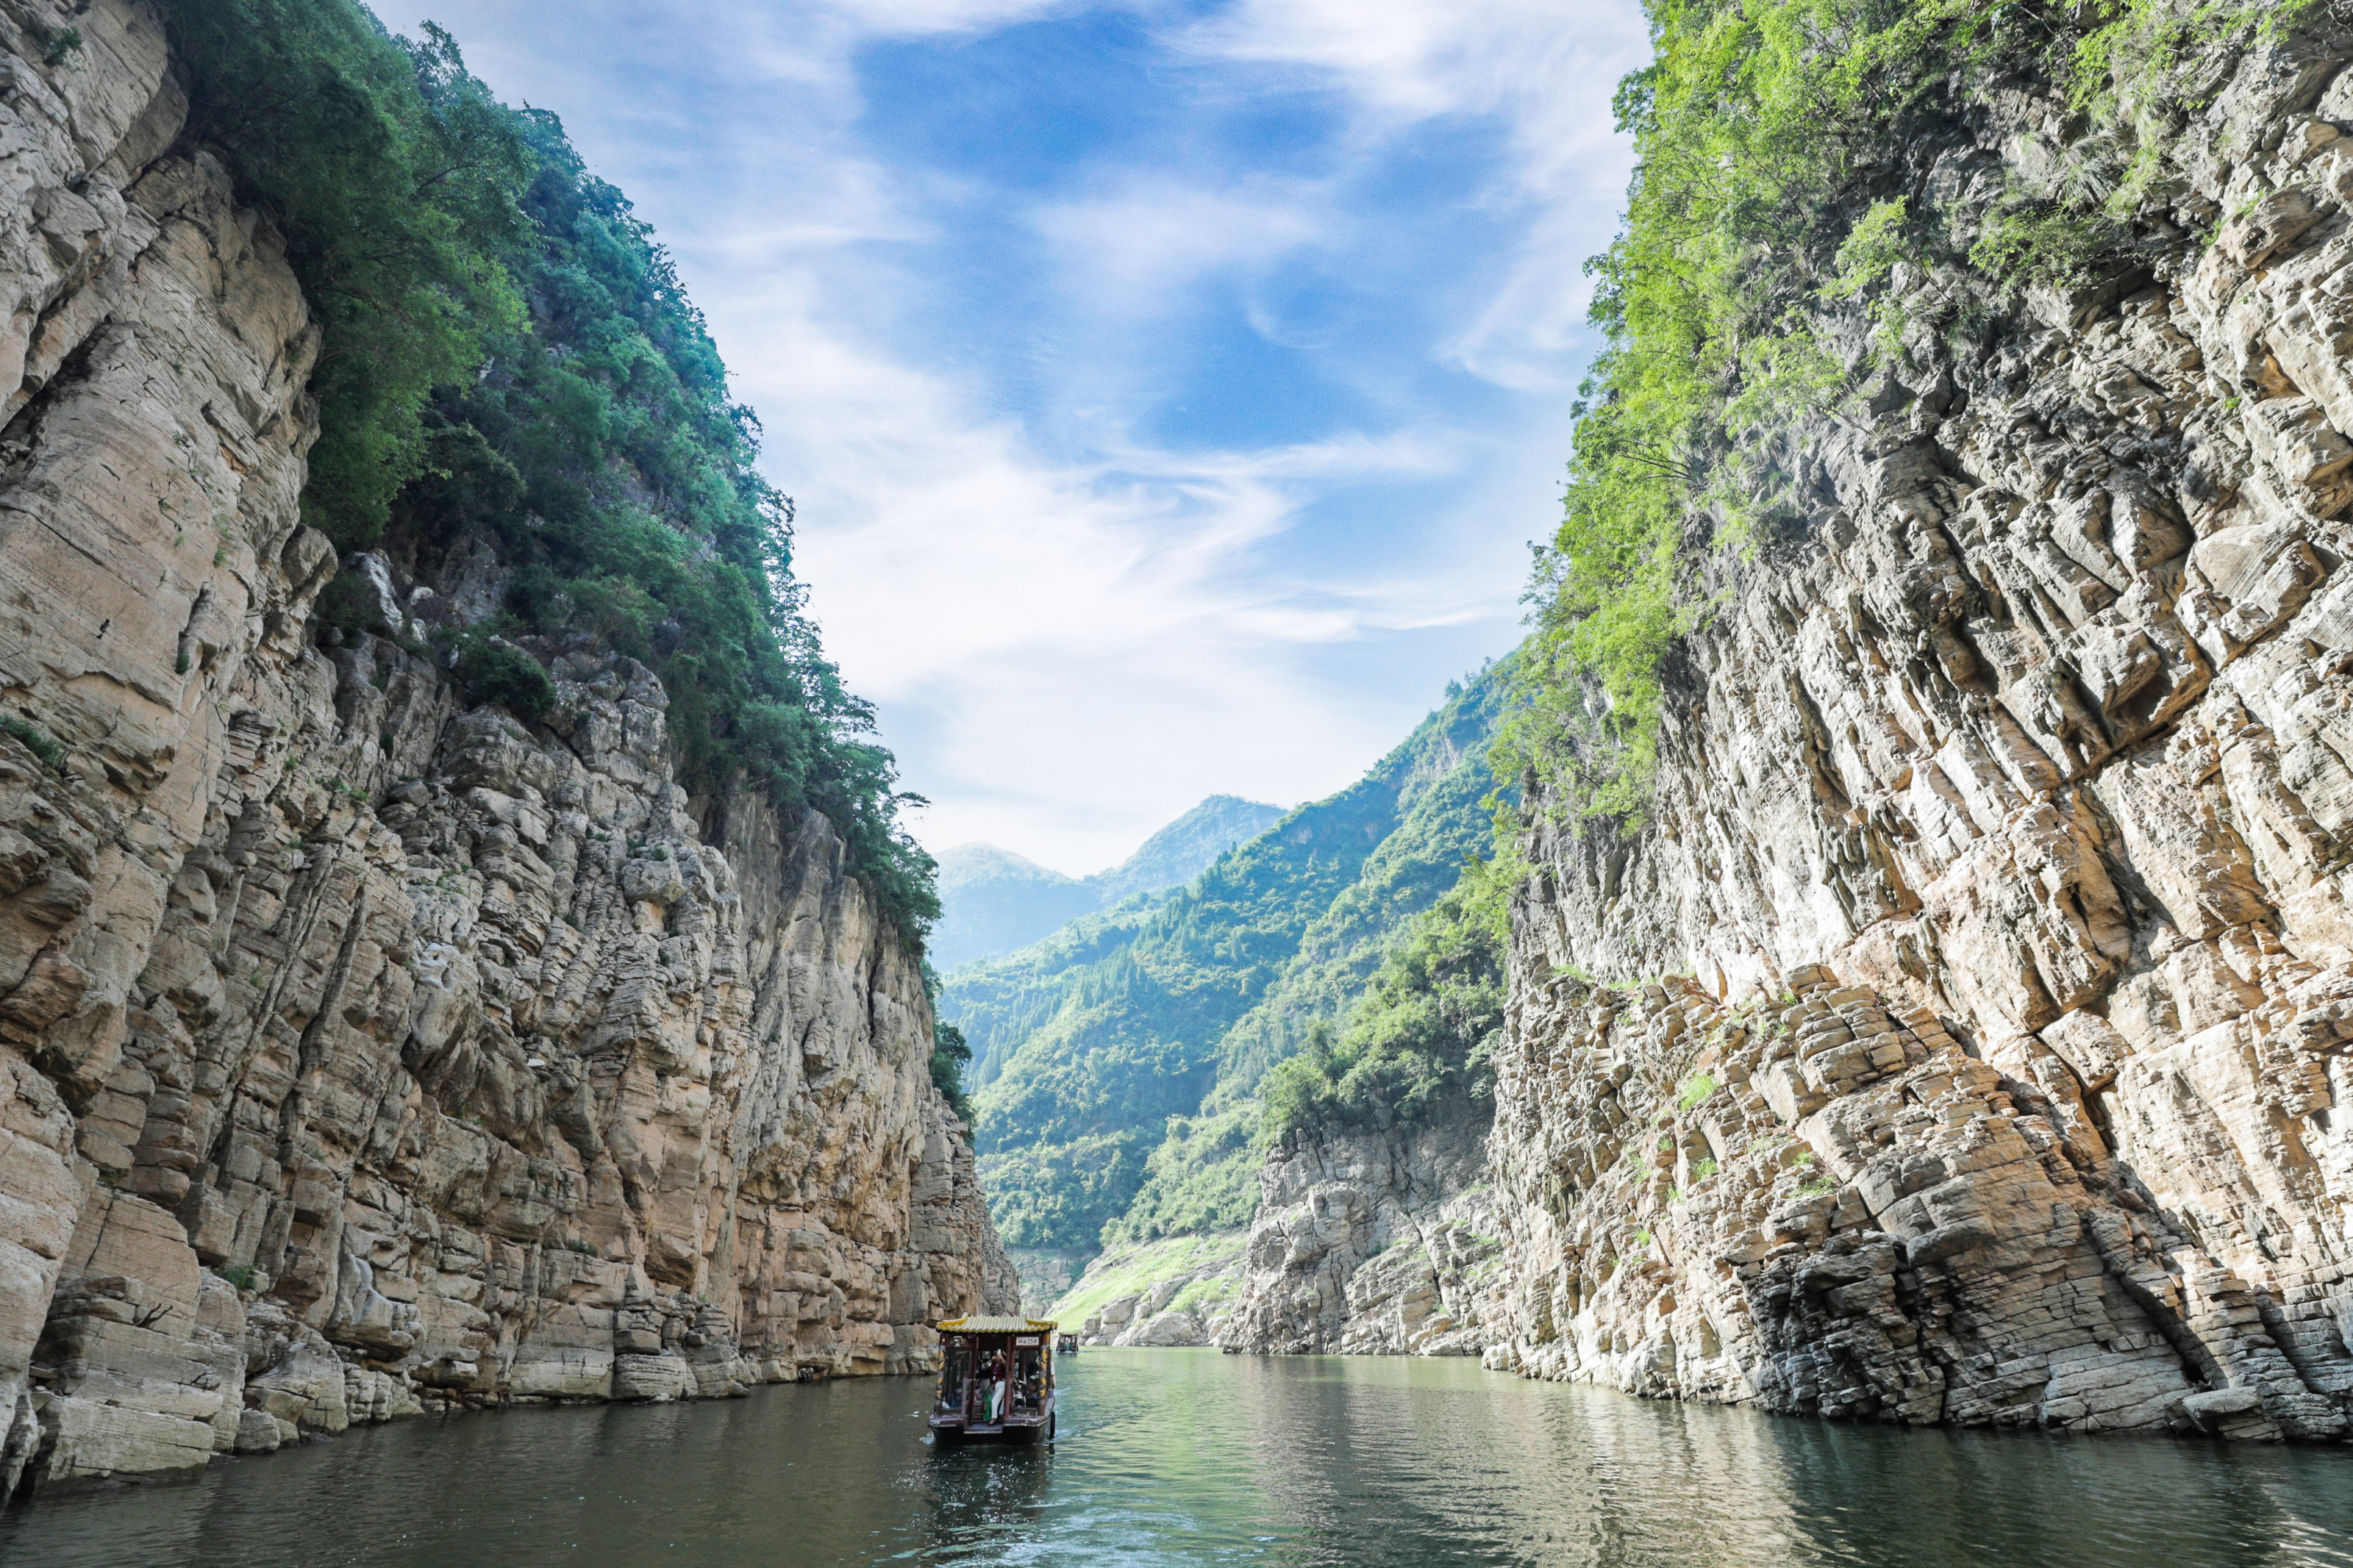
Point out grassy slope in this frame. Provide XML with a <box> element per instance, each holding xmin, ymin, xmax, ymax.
<box><xmin>1045</xmin><ymin>1233</ymin><xmax>1250</xmax><ymax>1331</ymax></box>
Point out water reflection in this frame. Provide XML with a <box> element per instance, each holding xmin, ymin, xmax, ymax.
<box><xmin>1</xmin><ymin>1350</ymin><xmax>2347</xmax><ymax>1567</ymax></box>
<box><xmin>1232</xmin><ymin>1355</ymin><xmax>2353</xmax><ymax>1568</ymax></box>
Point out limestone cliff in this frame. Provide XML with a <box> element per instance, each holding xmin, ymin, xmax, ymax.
<box><xmin>0</xmin><ymin>0</ymin><xmax>1013</xmax><ymax>1494</ymax></box>
<box><xmin>1218</xmin><ymin>1102</ymin><xmax>1502</xmax><ymax>1356</ymax></box>
<box><xmin>1482</xmin><ymin>15</ymin><xmax>2353</xmax><ymax>1439</ymax></box>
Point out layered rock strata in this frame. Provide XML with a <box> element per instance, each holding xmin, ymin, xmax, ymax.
<box><xmin>1485</xmin><ymin>18</ymin><xmax>2353</xmax><ymax>1439</ymax></box>
<box><xmin>0</xmin><ymin>1</ymin><xmax>1012</xmax><ymax>1494</ymax></box>
<box><xmin>1218</xmin><ymin>1103</ymin><xmax>1500</xmax><ymax>1356</ymax></box>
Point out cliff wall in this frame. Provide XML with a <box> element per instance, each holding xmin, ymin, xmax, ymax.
<box><xmin>0</xmin><ymin>0</ymin><xmax>1012</xmax><ymax>1494</ymax></box>
<box><xmin>1217</xmin><ymin>1102</ymin><xmax>1501</xmax><ymax>1356</ymax></box>
<box><xmin>1484</xmin><ymin>15</ymin><xmax>2353</xmax><ymax>1439</ymax></box>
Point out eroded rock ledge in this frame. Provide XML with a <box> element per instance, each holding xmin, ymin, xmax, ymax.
<box><xmin>1218</xmin><ymin>1103</ymin><xmax>1501</xmax><ymax>1358</ymax></box>
<box><xmin>0</xmin><ymin>0</ymin><xmax>1013</xmax><ymax>1495</ymax></box>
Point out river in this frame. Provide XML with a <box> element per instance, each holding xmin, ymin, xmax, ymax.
<box><xmin>3</xmin><ymin>1350</ymin><xmax>2349</xmax><ymax>1566</ymax></box>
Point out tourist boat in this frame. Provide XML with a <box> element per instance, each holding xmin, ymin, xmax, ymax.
<box><xmin>1055</xmin><ymin>1332</ymin><xmax>1079</xmax><ymax>1355</ymax></box>
<box><xmin>931</xmin><ymin>1317</ymin><xmax>1057</xmax><ymax>1442</ymax></box>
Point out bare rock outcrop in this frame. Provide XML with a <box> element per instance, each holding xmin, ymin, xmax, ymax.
<box><xmin>0</xmin><ymin>0</ymin><xmax>1012</xmax><ymax>1494</ymax></box>
<box><xmin>1485</xmin><ymin>16</ymin><xmax>2353</xmax><ymax>1440</ymax></box>
<box><xmin>1218</xmin><ymin>1102</ymin><xmax>1502</xmax><ymax>1357</ymax></box>
<box><xmin>1059</xmin><ymin>1234</ymin><xmax>1247</xmax><ymax>1347</ymax></box>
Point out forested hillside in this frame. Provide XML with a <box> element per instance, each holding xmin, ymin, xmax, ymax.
<box><xmin>949</xmin><ymin>666</ymin><xmax>1509</xmax><ymax>1254</ymax></box>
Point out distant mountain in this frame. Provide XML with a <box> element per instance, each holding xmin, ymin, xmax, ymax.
<box><xmin>931</xmin><ymin>847</ymin><xmax>1099</xmax><ymax>974</ymax></box>
<box><xmin>945</xmin><ymin>665</ymin><xmax>1510</xmax><ymax>1254</ymax></box>
<box><xmin>928</xmin><ymin>795</ymin><xmax>1286</xmax><ymax>973</ymax></box>
<box><xmin>1089</xmin><ymin>795</ymin><xmax>1290</xmax><ymax>907</ymax></box>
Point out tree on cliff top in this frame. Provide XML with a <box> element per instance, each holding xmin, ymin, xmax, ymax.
<box><xmin>161</xmin><ymin>0</ymin><xmax>938</xmax><ymax>942</ymax></box>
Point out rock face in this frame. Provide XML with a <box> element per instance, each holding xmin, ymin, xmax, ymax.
<box><xmin>1483</xmin><ymin>20</ymin><xmax>2353</xmax><ymax>1439</ymax></box>
<box><xmin>1050</xmin><ymin>1232</ymin><xmax>1246</xmax><ymax>1347</ymax></box>
<box><xmin>1004</xmin><ymin>1245</ymin><xmax>1086</xmax><ymax>1318</ymax></box>
<box><xmin>1218</xmin><ymin>1102</ymin><xmax>1501</xmax><ymax>1357</ymax></box>
<box><xmin>0</xmin><ymin>1</ymin><xmax>1013</xmax><ymax>1494</ymax></box>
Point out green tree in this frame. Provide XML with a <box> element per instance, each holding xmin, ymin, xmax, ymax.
<box><xmin>168</xmin><ymin>4</ymin><xmax>531</xmax><ymax>547</ymax></box>
<box><xmin>932</xmin><ymin>1021</ymin><xmax>975</xmax><ymax>1120</ymax></box>
<box><xmin>1260</xmin><ymin>878</ymin><xmax>1506</xmax><ymax>1142</ymax></box>
<box><xmin>167</xmin><ymin>0</ymin><xmax>937</xmax><ymax>941</ymax></box>
<box><xmin>1501</xmin><ymin>0</ymin><xmax>2292</xmax><ymax>820</ymax></box>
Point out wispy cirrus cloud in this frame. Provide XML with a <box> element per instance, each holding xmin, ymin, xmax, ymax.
<box><xmin>375</xmin><ymin>0</ymin><xmax>1646</xmax><ymax>872</ymax></box>
<box><xmin>1184</xmin><ymin>0</ymin><xmax>1649</xmax><ymax>389</ymax></box>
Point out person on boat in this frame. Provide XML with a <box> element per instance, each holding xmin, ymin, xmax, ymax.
<box><xmin>986</xmin><ymin>1350</ymin><xmax>1009</xmax><ymax>1423</ymax></box>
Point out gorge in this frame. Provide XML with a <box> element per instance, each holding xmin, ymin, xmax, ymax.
<box><xmin>4</xmin><ymin>0</ymin><xmax>2353</xmax><ymax>1556</ymax></box>
<box><xmin>975</xmin><ymin>0</ymin><xmax>2353</xmax><ymax>1449</ymax></box>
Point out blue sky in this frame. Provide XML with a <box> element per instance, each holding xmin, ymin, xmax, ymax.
<box><xmin>375</xmin><ymin>0</ymin><xmax>1650</xmax><ymax>874</ymax></box>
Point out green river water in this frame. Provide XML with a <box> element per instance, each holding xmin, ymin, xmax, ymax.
<box><xmin>1</xmin><ymin>1349</ymin><xmax>2349</xmax><ymax>1566</ymax></box>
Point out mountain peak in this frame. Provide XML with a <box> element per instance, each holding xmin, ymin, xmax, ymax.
<box><xmin>1090</xmin><ymin>795</ymin><xmax>1288</xmax><ymax>907</ymax></box>
<box><xmin>929</xmin><ymin>795</ymin><xmax>1286</xmax><ymax>972</ymax></box>
<box><xmin>937</xmin><ymin>842</ymin><xmax>1079</xmax><ymax>893</ymax></box>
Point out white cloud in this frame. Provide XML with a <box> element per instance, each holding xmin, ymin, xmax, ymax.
<box><xmin>371</xmin><ymin>0</ymin><xmax>1638</xmax><ymax>873</ymax></box>
<box><xmin>738</xmin><ymin>283</ymin><xmax>1506</xmax><ymax>866</ymax></box>
<box><xmin>1032</xmin><ymin>181</ymin><xmax>1330</xmax><ymax>311</ymax></box>
<box><xmin>1183</xmin><ymin>0</ymin><xmax>1643</xmax><ymax>145</ymax></box>
<box><xmin>819</xmin><ymin>0</ymin><xmax>1070</xmax><ymax>32</ymax></box>
<box><xmin>1182</xmin><ymin>0</ymin><xmax>1650</xmax><ymax>389</ymax></box>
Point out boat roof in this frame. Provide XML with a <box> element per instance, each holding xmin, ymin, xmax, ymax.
<box><xmin>936</xmin><ymin>1316</ymin><xmax>1056</xmax><ymax>1333</ymax></box>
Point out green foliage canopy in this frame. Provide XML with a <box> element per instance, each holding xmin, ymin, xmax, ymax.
<box><xmin>165</xmin><ymin>1</ymin><xmax>936</xmax><ymax>939</ymax></box>
<box><xmin>1502</xmin><ymin>0</ymin><xmax>2291</xmax><ymax>820</ymax></box>
<box><xmin>1259</xmin><ymin>874</ymin><xmax>1506</xmax><ymax>1142</ymax></box>
<box><xmin>931</xmin><ymin>1021</ymin><xmax>975</xmax><ymax>1121</ymax></box>
<box><xmin>168</xmin><ymin>4</ymin><xmax>530</xmax><ymax>545</ymax></box>
<box><xmin>951</xmin><ymin>667</ymin><xmax>1510</xmax><ymax>1250</ymax></box>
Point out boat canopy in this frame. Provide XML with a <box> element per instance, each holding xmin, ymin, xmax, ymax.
<box><xmin>937</xmin><ymin>1316</ymin><xmax>1056</xmax><ymax>1333</ymax></box>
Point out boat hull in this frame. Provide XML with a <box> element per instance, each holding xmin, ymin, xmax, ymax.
<box><xmin>931</xmin><ymin>1417</ymin><xmax>1049</xmax><ymax>1444</ymax></box>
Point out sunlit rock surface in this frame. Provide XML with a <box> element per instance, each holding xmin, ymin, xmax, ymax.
<box><xmin>1482</xmin><ymin>18</ymin><xmax>2353</xmax><ymax>1439</ymax></box>
<box><xmin>0</xmin><ymin>1</ymin><xmax>1013</xmax><ymax>1494</ymax></box>
<box><xmin>1046</xmin><ymin>1233</ymin><xmax>1247</xmax><ymax>1348</ymax></box>
<box><xmin>1218</xmin><ymin>1103</ymin><xmax>1502</xmax><ymax>1357</ymax></box>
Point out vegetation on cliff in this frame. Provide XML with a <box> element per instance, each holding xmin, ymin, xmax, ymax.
<box><xmin>931</xmin><ymin>1020</ymin><xmax>976</xmax><ymax>1120</ymax></box>
<box><xmin>1503</xmin><ymin>0</ymin><xmax>2299</xmax><ymax>820</ymax></box>
<box><xmin>947</xmin><ymin>667</ymin><xmax>1507</xmax><ymax>1250</ymax></box>
<box><xmin>1259</xmin><ymin>873</ymin><xmax>1507</xmax><ymax>1141</ymax></box>
<box><xmin>164</xmin><ymin>0</ymin><xmax>937</xmax><ymax>937</ymax></box>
